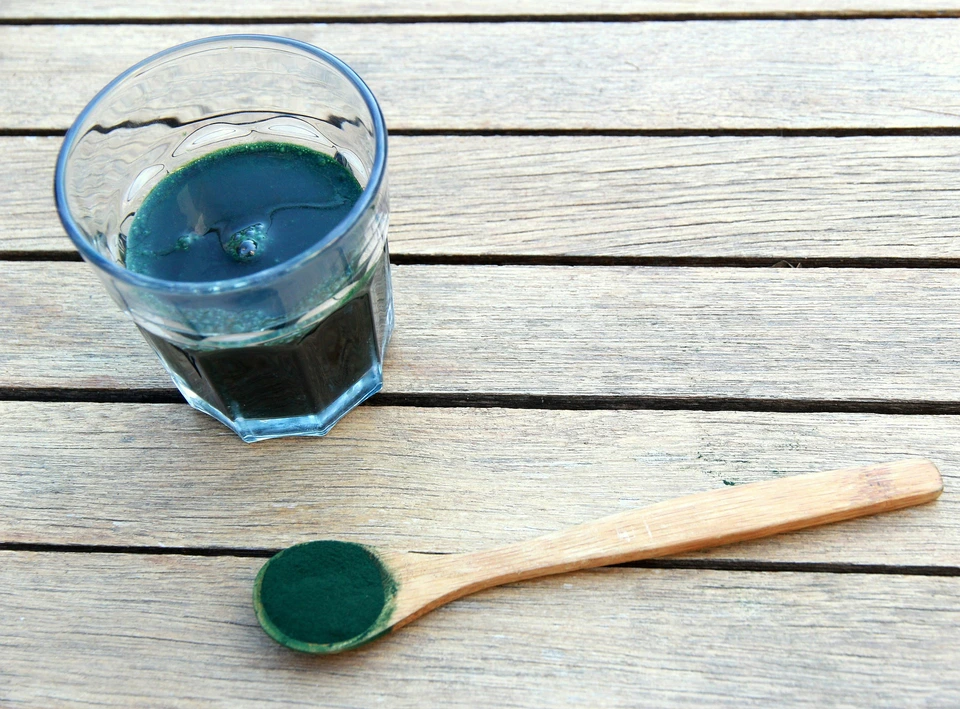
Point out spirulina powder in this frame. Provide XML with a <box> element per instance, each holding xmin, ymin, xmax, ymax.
<box><xmin>257</xmin><ymin>540</ymin><xmax>389</xmax><ymax>645</ymax></box>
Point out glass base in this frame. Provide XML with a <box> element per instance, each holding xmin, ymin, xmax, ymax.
<box><xmin>170</xmin><ymin>363</ymin><xmax>384</xmax><ymax>442</ymax></box>
<box><xmin>142</xmin><ymin>249</ymin><xmax>393</xmax><ymax>443</ymax></box>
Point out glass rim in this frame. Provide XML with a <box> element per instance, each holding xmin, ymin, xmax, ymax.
<box><xmin>54</xmin><ymin>34</ymin><xmax>388</xmax><ymax>296</ymax></box>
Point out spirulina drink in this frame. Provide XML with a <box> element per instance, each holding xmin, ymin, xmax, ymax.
<box><xmin>125</xmin><ymin>142</ymin><xmax>390</xmax><ymax>427</ymax></box>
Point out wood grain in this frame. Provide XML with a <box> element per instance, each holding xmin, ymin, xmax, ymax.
<box><xmin>6</xmin><ymin>0</ymin><xmax>960</xmax><ymax>20</ymax></box>
<box><xmin>6</xmin><ymin>20</ymin><xmax>960</xmax><ymax>130</ymax></box>
<box><xmin>1</xmin><ymin>403</ymin><xmax>956</xmax><ymax>565</ymax></box>
<box><xmin>12</xmin><ymin>135</ymin><xmax>960</xmax><ymax>258</ymax></box>
<box><xmin>2</xmin><ymin>262</ymin><xmax>959</xmax><ymax>401</ymax></box>
<box><xmin>1</xmin><ymin>552</ymin><xmax>957</xmax><ymax>707</ymax></box>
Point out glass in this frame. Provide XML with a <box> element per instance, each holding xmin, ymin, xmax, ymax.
<box><xmin>55</xmin><ymin>35</ymin><xmax>393</xmax><ymax>442</ymax></box>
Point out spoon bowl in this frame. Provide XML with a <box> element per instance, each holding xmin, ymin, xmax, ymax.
<box><xmin>254</xmin><ymin>540</ymin><xmax>398</xmax><ymax>653</ymax></box>
<box><xmin>254</xmin><ymin>459</ymin><xmax>943</xmax><ymax>654</ymax></box>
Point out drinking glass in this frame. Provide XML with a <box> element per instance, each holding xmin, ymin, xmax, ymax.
<box><xmin>56</xmin><ymin>35</ymin><xmax>393</xmax><ymax>442</ymax></box>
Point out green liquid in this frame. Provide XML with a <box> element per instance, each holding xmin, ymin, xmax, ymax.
<box><xmin>125</xmin><ymin>142</ymin><xmax>389</xmax><ymax>428</ymax></box>
<box><xmin>126</xmin><ymin>142</ymin><xmax>362</xmax><ymax>281</ymax></box>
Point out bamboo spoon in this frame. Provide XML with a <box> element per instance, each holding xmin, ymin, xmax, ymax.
<box><xmin>253</xmin><ymin>459</ymin><xmax>942</xmax><ymax>654</ymax></box>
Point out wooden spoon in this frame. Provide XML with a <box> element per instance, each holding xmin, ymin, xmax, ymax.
<box><xmin>253</xmin><ymin>459</ymin><xmax>942</xmax><ymax>654</ymax></box>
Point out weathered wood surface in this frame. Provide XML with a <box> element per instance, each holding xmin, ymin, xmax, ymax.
<box><xmin>1</xmin><ymin>553</ymin><xmax>956</xmax><ymax>707</ymax></box>
<box><xmin>2</xmin><ymin>262</ymin><xmax>957</xmax><ymax>401</ymax></box>
<box><xmin>7</xmin><ymin>0</ymin><xmax>960</xmax><ymax>19</ymax></box>
<box><xmin>10</xmin><ymin>135</ymin><xmax>960</xmax><ymax>258</ymax></box>
<box><xmin>2</xmin><ymin>1</ymin><xmax>957</xmax><ymax>706</ymax></box>
<box><xmin>6</xmin><ymin>21</ymin><xmax>960</xmax><ymax>130</ymax></box>
<box><xmin>2</xmin><ymin>403</ymin><xmax>955</xmax><ymax>565</ymax></box>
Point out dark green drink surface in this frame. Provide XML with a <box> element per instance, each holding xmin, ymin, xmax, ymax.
<box><xmin>125</xmin><ymin>142</ymin><xmax>362</xmax><ymax>282</ymax></box>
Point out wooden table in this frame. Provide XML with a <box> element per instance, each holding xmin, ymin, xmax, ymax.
<box><xmin>2</xmin><ymin>2</ymin><xmax>959</xmax><ymax>706</ymax></box>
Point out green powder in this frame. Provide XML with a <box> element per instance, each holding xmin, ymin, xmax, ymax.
<box><xmin>256</xmin><ymin>540</ymin><xmax>391</xmax><ymax>646</ymax></box>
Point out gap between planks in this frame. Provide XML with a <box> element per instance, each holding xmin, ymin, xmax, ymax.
<box><xmin>7</xmin><ymin>12</ymin><xmax>960</xmax><ymax>24</ymax></box>
<box><xmin>0</xmin><ymin>543</ymin><xmax>956</xmax><ymax>577</ymax></box>
<box><xmin>8</xmin><ymin>388</ymin><xmax>960</xmax><ymax>416</ymax></box>
<box><xmin>13</xmin><ymin>127</ymin><xmax>960</xmax><ymax>136</ymax></box>
<box><xmin>6</xmin><ymin>0</ymin><xmax>960</xmax><ymax>21</ymax></box>
<box><xmin>18</xmin><ymin>253</ymin><xmax>960</xmax><ymax>269</ymax></box>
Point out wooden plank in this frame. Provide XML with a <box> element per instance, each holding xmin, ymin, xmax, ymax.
<box><xmin>11</xmin><ymin>135</ymin><xmax>960</xmax><ymax>258</ymax></box>
<box><xmin>2</xmin><ymin>262</ymin><xmax>959</xmax><ymax>401</ymax></box>
<box><xmin>7</xmin><ymin>1</ymin><xmax>960</xmax><ymax>20</ymax></box>
<box><xmin>5</xmin><ymin>21</ymin><xmax>960</xmax><ymax>131</ymax></box>
<box><xmin>2</xmin><ymin>403</ymin><xmax>956</xmax><ymax>564</ymax></box>
<box><xmin>0</xmin><ymin>137</ymin><xmax>57</xmax><ymax>253</ymax></box>
<box><xmin>1</xmin><ymin>553</ymin><xmax>956</xmax><ymax>706</ymax></box>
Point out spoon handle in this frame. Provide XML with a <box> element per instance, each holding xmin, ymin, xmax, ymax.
<box><xmin>456</xmin><ymin>459</ymin><xmax>942</xmax><ymax>587</ymax></box>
